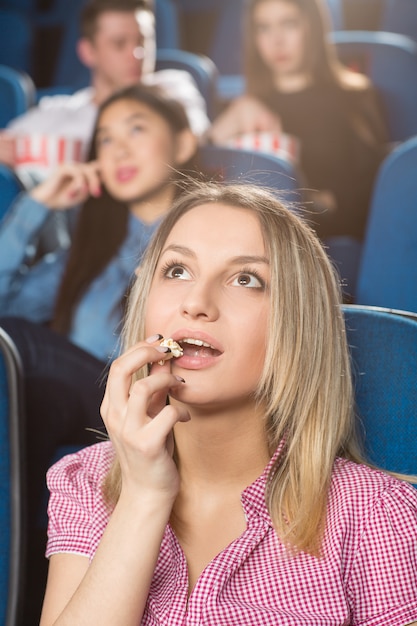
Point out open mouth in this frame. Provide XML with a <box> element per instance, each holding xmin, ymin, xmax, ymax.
<box><xmin>116</xmin><ymin>166</ymin><xmax>137</xmax><ymax>182</ymax></box>
<box><xmin>178</xmin><ymin>338</ymin><xmax>222</xmax><ymax>359</ymax></box>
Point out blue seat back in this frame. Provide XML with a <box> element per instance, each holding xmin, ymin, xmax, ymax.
<box><xmin>0</xmin><ymin>9</ymin><xmax>33</xmax><ymax>75</ymax></box>
<box><xmin>381</xmin><ymin>0</ymin><xmax>417</xmax><ymax>41</ymax></box>
<box><xmin>343</xmin><ymin>304</ymin><xmax>417</xmax><ymax>479</ymax></box>
<box><xmin>0</xmin><ymin>64</ymin><xmax>35</xmax><ymax>128</ymax></box>
<box><xmin>155</xmin><ymin>48</ymin><xmax>218</xmax><ymax>120</ymax></box>
<box><xmin>324</xmin><ymin>236</ymin><xmax>362</xmax><ymax>301</ymax></box>
<box><xmin>0</xmin><ymin>0</ymin><xmax>36</xmax><ymax>12</ymax></box>
<box><xmin>330</xmin><ymin>30</ymin><xmax>417</xmax><ymax>142</ymax></box>
<box><xmin>355</xmin><ymin>135</ymin><xmax>417</xmax><ymax>313</ymax></box>
<box><xmin>155</xmin><ymin>0</ymin><xmax>181</xmax><ymax>49</ymax></box>
<box><xmin>325</xmin><ymin>0</ymin><xmax>345</xmax><ymax>30</ymax></box>
<box><xmin>199</xmin><ymin>144</ymin><xmax>301</xmax><ymax>202</ymax></box>
<box><xmin>0</xmin><ymin>328</ymin><xmax>25</xmax><ymax>626</ymax></box>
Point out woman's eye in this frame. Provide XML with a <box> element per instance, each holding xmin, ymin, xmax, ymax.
<box><xmin>131</xmin><ymin>124</ymin><xmax>145</xmax><ymax>134</ymax></box>
<box><xmin>284</xmin><ymin>18</ymin><xmax>300</xmax><ymax>30</ymax></box>
<box><xmin>233</xmin><ymin>273</ymin><xmax>264</xmax><ymax>289</ymax></box>
<box><xmin>97</xmin><ymin>136</ymin><xmax>112</xmax><ymax>148</ymax></box>
<box><xmin>165</xmin><ymin>265</ymin><xmax>191</xmax><ymax>280</ymax></box>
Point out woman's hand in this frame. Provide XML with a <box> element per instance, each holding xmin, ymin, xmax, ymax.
<box><xmin>101</xmin><ymin>336</ymin><xmax>190</xmax><ymax>505</ymax></box>
<box><xmin>40</xmin><ymin>338</ymin><xmax>188</xmax><ymax>626</ymax></box>
<box><xmin>29</xmin><ymin>160</ymin><xmax>102</xmax><ymax>210</ymax></box>
<box><xmin>0</xmin><ymin>132</ymin><xmax>16</xmax><ymax>168</ymax></box>
<box><xmin>209</xmin><ymin>95</ymin><xmax>283</xmax><ymax>144</ymax></box>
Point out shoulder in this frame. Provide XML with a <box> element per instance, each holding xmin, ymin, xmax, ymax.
<box><xmin>143</xmin><ymin>69</ymin><xmax>202</xmax><ymax>99</ymax></box>
<box><xmin>330</xmin><ymin>461</ymin><xmax>417</xmax><ymax>624</ymax></box>
<box><xmin>7</xmin><ymin>88</ymin><xmax>96</xmax><ymax>132</ymax></box>
<box><xmin>329</xmin><ymin>458</ymin><xmax>417</xmax><ymax>534</ymax></box>
<box><xmin>47</xmin><ymin>440</ymin><xmax>115</xmax><ymax>497</ymax></box>
<box><xmin>37</xmin><ymin>87</ymin><xmax>95</xmax><ymax>112</ymax></box>
<box><xmin>332</xmin><ymin>457</ymin><xmax>417</xmax><ymax>502</ymax></box>
<box><xmin>46</xmin><ymin>441</ymin><xmax>115</xmax><ymax>559</ymax></box>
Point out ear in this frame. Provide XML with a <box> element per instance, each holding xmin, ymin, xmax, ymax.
<box><xmin>76</xmin><ymin>38</ymin><xmax>96</xmax><ymax>69</ymax></box>
<box><xmin>174</xmin><ymin>129</ymin><xmax>198</xmax><ymax>166</ymax></box>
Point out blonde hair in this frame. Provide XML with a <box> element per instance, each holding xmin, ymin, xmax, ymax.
<box><xmin>103</xmin><ymin>181</ymin><xmax>363</xmax><ymax>554</ymax></box>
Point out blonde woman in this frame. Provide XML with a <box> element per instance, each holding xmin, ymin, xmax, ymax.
<box><xmin>41</xmin><ymin>183</ymin><xmax>417</xmax><ymax>625</ymax></box>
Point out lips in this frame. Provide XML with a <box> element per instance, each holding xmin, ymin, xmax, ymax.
<box><xmin>116</xmin><ymin>166</ymin><xmax>138</xmax><ymax>183</ymax></box>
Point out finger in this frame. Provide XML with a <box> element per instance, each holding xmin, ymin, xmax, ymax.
<box><xmin>129</xmin><ymin>371</ymin><xmax>185</xmax><ymax>422</ymax></box>
<box><xmin>121</xmin><ymin>401</ymin><xmax>190</xmax><ymax>452</ymax></box>
<box><xmin>102</xmin><ymin>345</ymin><xmax>175</xmax><ymax>414</ymax></box>
<box><xmin>64</xmin><ymin>169</ymin><xmax>89</xmax><ymax>198</ymax></box>
<box><xmin>83</xmin><ymin>161</ymin><xmax>102</xmax><ymax>197</ymax></box>
<box><xmin>103</xmin><ymin>370</ymin><xmax>185</xmax><ymax>434</ymax></box>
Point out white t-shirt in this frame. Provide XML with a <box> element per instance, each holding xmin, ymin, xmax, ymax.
<box><xmin>8</xmin><ymin>69</ymin><xmax>209</xmax><ymax>183</ymax></box>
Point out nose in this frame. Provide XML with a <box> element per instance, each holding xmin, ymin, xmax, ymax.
<box><xmin>180</xmin><ymin>281</ymin><xmax>219</xmax><ymax>322</ymax></box>
<box><xmin>271</xmin><ymin>24</ymin><xmax>285</xmax><ymax>46</ymax></box>
<box><xmin>113</xmin><ymin>137</ymin><xmax>131</xmax><ymax>159</ymax></box>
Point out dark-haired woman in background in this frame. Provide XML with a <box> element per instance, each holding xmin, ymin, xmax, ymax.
<box><xmin>210</xmin><ymin>0</ymin><xmax>388</xmax><ymax>240</ymax></box>
<box><xmin>0</xmin><ymin>82</ymin><xmax>198</xmax><ymax>623</ymax></box>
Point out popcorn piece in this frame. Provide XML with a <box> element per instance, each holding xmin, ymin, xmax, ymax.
<box><xmin>158</xmin><ymin>337</ymin><xmax>183</xmax><ymax>364</ymax></box>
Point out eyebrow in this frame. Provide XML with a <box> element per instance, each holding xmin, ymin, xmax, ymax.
<box><xmin>96</xmin><ymin>112</ymin><xmax>148</xmax><ymax>135</ymax></box>
<box><xmin>161</xmin><ymin>244</ymin><xmax>270</xmax><ymax>265</ymax></box>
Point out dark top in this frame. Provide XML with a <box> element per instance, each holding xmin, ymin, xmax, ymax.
<box><xmin>260</xmin><ymin>83</ymin><xmax>388</xmax><ymax>240</ymax></box>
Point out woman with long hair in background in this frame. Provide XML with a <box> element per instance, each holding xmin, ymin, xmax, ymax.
<box><xmin>210</xmin><ymin>0</ymin><xmax>389</xmax><ymax>241</ymax></box>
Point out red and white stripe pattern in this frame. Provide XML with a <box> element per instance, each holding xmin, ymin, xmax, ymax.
<box><xmin>229</xmin><ymin>131</ymin><xmax>300</xmax><ymax>165</ymax></box>
<box><xmin>14</xmin><ymin>134</ymin><xmax>87</xmax><ymax>178</ymax></box>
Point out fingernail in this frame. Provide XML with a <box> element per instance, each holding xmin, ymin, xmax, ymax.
<box><xmin>174</xmin><ymin>375</ymin><xmax>186</xmax><ymax>383</ymax></box>
<box><xmin>146</xmin><ymin>333</ymin><xmax>163</xmax><ymax>343</ymax></box>
<box><xmin>156</xmin><ymin>346</ymin><xmax>171</xmax><ymax>353</ymax></box>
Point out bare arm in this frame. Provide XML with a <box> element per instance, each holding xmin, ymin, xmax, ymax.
<box><xmin>40</xmin><ymin>339</ymin><xmax>190</xmax><ymax>625</ymax></box>
<box><xmin>209</xmin><ymin>95</ymin><xmax>282</xmax><ymax>144</ymax></box>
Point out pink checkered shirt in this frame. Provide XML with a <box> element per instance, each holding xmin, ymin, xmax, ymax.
<box><xmin>46</xmin><ymin>441</ymin><xmax>417</xmax><ymax>625</ymax></box>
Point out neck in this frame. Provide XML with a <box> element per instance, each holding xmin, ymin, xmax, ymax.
<box><xmin>91</xmin><ymin>74</ymin><xmax>123</xmax><ymax>106</ymax></box>
<box><xmin>128</xmin><ymin>183</ymin><xmax>176</xmax><ymax>224</ymax></box>
<box><xmin>274</xmin><ymin>72</ymin><xmax>312</xmax><ymax>93</ymax></box>
<box><xmin>172</xmin><ymin>401</ymin><xmax>271</xmax><ymax>492</ymax></box>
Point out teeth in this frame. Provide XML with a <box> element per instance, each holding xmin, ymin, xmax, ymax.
<box><xmin>181</xmin><ymin>338</ymin><xmax>214</xmax><ymax>349</ymax></box>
